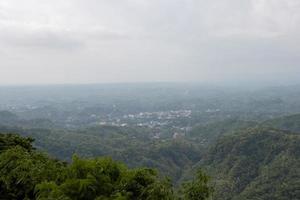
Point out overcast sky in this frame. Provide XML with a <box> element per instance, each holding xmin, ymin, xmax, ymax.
<box><xmin>0</xmin><ymin>0</ymin><xmax>299</xmax><ymax>85</ymax></box>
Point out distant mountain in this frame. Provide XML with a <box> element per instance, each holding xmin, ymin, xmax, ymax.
<box><xmin>196</xmin><ymin>127</ymin><xmax>300</xmax><ymax>200</ymax></box>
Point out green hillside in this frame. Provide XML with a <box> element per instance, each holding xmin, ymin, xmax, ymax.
<box><xmin>1</xmin><ymin>111</ymin><xmax>300</xmax><ymax>199</ymax></box>
<box><xmin>187</xmin><ymin>119</ymin><xmax>257</xmax><ymax>146</ymax></box>
<box><xmin>197</xmin><ymin>127</ymin><xmax>300</xmax><ymax>200</ymax></box>
<box><xmin>262</xmin><ymin>114</ymin><xmax>300</xmax><ymax>133</ymax></box>
<box><xmin>0</xmin><ymin>125</ymin><xmax>201</xmax><ymax>183</ymax></box>
<box><xmin>0</xmin><ymin>133</ymin><xmax>212</xmax><ymax>200</ymax></box>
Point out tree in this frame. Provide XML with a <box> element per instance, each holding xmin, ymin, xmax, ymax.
<box><xmin>181</xmin><ymin>169</ymin><xmax>213</xmax><ymax>200</ymax></box>
<box><xmin>0</xmin><ymin>133</ymin><xmax>214</xmax><ymax>200</ymax></box>
<box><xmin>0</xmin><ymin>146</ymin><xmax>65</xmax><ymax>200</ymax></box>
<box><xmin>35</xmin><ymin>156</ymin><xmax>174</xmax><ymax>200</ymax></box>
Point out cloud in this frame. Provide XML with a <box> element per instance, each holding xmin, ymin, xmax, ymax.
<box><xmin>0</xmin><ymin>0</ymin><xmax>299</xmax><ymax>85</ymax></box>
<box><xmin>0</xmin><ymin>26</ymin><xmax>82</xmax><ymax>50</ymax></box>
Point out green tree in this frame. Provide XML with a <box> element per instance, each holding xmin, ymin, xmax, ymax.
<box><xmin>0</xmin><ymin>146</ymin><xmax>65</xmax><ymax>200</ymax></box>
<box><xmin>0</xmin><ymin>133</ymin><xmax>214</xmax><ymax>200</ymax></box>
<box><xmin>181</xmin><ymin>169</ymin><xmax>213</xmax><ymax>200</ymax></box>
<box><xmin>36</xmin><ymin>156</ymin><xmax>174</xmax><ymax>200</ymax></box>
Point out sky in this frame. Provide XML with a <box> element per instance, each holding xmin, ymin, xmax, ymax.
<box><xmin>0</xmin><ymin>0</ymin><xmax>299</xmax><ymax>85</ymax></box>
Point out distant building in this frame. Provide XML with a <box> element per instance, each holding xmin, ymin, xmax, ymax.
<box><xmin>173</xmin><ymin>132</ymin><xmax>183</xmax><ymax>139</ymax></box>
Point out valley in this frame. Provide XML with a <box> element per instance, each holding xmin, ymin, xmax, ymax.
<box><xmin>0</xmin><ymin>84</ymin><xmax>299</xmax><ymax>199</ymax></box>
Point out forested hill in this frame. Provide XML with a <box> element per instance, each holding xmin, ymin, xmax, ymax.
<box><xmin>262</xmin><ymin>113</ymin><xmax>300</xmax><ymax>132</ymax></box>
<box><xmin>0</xmin><ymin>133</ymin><xmax>213</xmax><ymax>200</ymax></box>
<box><xmin>187</xmin><ymin>119</ymin><xmax>257</xmax><ymax>146</ymax></box>
<box><xmin>0</xmin><ymin>110</ymin><xmax>55</xmax><ymax>129</ymax></box>
<box><xmin>0</xmin><ymin>125</ymin><xmax>202</xmax><ymax>183</ymax></box>
<box><xmin>195</xmin><ymin>127</ymin><xmax>300</xmax><ymax>200</ymax></box>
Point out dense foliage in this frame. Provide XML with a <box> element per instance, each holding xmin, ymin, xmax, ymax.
<box><xmin>0</xmin><ymin>125</ymin><xmax>202</xmax><ymax>183</ymax></box>
<box><xmin>181</xmin><ymin>169</ymin><xmax>214</xmax><ymax>200</ymax></box>
<box><xmin>0</xmin><ymin>133</ymin><xmax>212</xmax><ymax>200</ymax></box>
<box><xmin>197</xmin><ymin>127</ymin><xmax>300</xmax><ymax>200</ymax></box>
<box><xmin>262</xmin><ymin>113</ymin><xmax>300</xmax><ymax>132</ymax></box>
<box><xmin>187</xmin><ymin>119</ymin><xmax>257</xmax><ymax>146</ymax></box>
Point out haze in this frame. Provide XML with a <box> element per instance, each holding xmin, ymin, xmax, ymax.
<box><xmin>0</xmin><ymin>0</ymin><xmax>299</xmax><ymax>85</ymax></box>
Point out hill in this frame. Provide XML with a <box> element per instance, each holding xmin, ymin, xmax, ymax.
<box><xmin>0</xmin><ymin>133</ymin><xmax>212</xmax><ymax>200</ymax></box>
<box><xmin>187</xmin><ymin>119</ymin><xmax>257</xmax><ymax>146</ymax></box>
<box><xmin>196</xmin><ymin>127</ymin><xmax>300</xmax><ymax>200</ymax></box>
<box><xmin>262</xmin><ymin>114</ymin><xmax>300</xmax><ymax>133</ymax></box>
<box><xmin>0</xmin><ymin>125</ymin><xmax>201</xmax><ymax>183</ymax></box>
<box><xmin>0</xmin><ymin>110</ymin><xmax>55</xmax><ymax>129</ymax></box>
